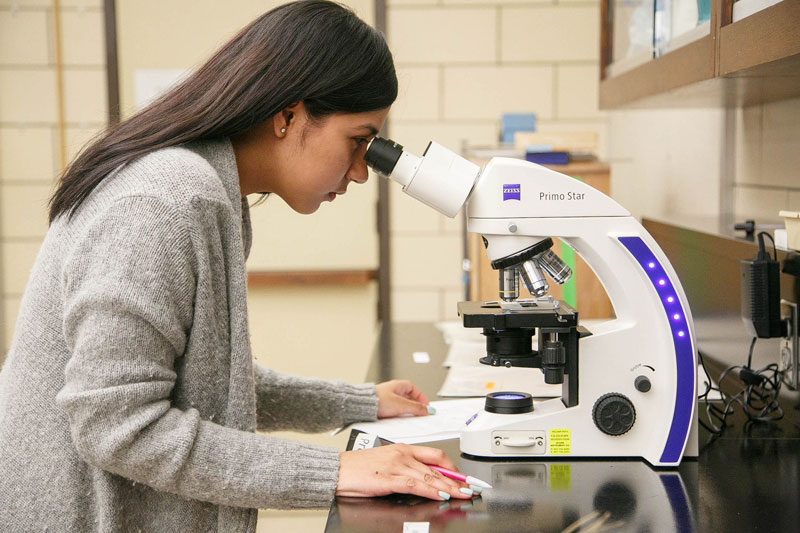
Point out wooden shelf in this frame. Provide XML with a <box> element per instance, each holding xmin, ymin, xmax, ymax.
<box><xmin>600</xmin><ymin>0</ymin><xmax>800</xmax><ymax>109</ymax></box>
<box><xmin>247</xmin><ymin>269</ymin><xmax>378</xmax><ymax>287</ymax></box>
<box><xmin>600</xmin><ymin>36</ymin><xmax>716</xmax><ymax>109</ymax></box>
<box><xmin>719</xmin><ymin>1</ymin><xmax>800</xmax><ymax>75</ymax></box>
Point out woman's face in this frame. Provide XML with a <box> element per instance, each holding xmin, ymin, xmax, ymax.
<box><xmin>268</xmin><ymin>104</ymin><xmax>390</xmax><ymax>214</ymax></box>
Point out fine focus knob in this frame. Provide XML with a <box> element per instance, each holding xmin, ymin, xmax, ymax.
<box><xmin>541</xmin><ymin>340</ymin><xmax>566</xmax><ymax>384</ymax></box>
<box><xmin>593</xmin><ymin>393</ymin><xmax>636</xmax><ymax>436</ymax></box>
<box><xmin>634</xmin><ymin>375</ymin><xmax>651</xmax><ymax>393</ymax></box>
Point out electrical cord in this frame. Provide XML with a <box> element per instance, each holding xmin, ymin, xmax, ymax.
<box><xmin>697</xmin><ymin>337</ymin><xmax>784</xmax><ymax>437</ymax></box>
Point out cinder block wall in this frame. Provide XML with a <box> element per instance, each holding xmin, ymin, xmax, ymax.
<box><xmin>605</xmin><ymin>99</ymin><xmax>800</xmax><ymax>228</ymax></box>
<box><xmin>0</xmin><ymin>0</ymin><xmax>107</xmax><ymax>354</ymax></box>
<box><xmin>732</xmin><ymin>98</ymin><xmax>800</xmax><ymax>220</ymax></box>
<box><xmin>387</xmin><ymin>0</ymin><xmax>605</xmax><ymax>322</ymax></box>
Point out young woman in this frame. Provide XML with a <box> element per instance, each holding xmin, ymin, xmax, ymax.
<box><xmin>0</xmin><ymin>2</ymin><xmax>471</xmax><ymax>531</ymax></box>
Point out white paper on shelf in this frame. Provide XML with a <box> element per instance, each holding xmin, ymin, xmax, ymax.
<box><xmin>435</xmin><ymin>321</ymin><xmax>484</xmax><ymax>345</ymax></box>
<box><xmin>348</xmin><ymin>398</ymin><xmax>485</xmax><ymax>444</ymax></box>
<box><xmin>732</xmin><ymin>0</ymin><xmax>782</xmax><ymax>22</ymax></box>
<box><xmin>442</xmin><ymin>340</ymin><xmax>485</xmax><ymax>368</ymax></box>
<box><xmin>412</xmin><ymin>351</ymin><xmax>431</xmax><ymax>364</ymax></box>
<box><xmin>438</xmin><ymin>365</ymin><xmax>562</xmax><ymax>398</ymax></box>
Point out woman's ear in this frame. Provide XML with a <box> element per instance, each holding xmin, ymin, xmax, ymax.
<box><xmin>273</xmin><ymin>101</ymin><xmax>307</xmax><ymax>137</ymax></box>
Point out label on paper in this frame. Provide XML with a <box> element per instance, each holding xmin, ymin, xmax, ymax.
<box><xmin>351</xmin><ymin>432</ymin><xmax>378</xmax><ymax>450</ymax></box>
<box><xmin>403</xmin><ymin>523</ymin><xmax>430</xmax><ymax>533</ymax></box>
<box><xmin>549</xmin><ymin>428</ymin><xmax>571</xmax><ymax>455</ymax></box>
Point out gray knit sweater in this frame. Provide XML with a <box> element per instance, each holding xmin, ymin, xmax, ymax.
<box><xmin>0</xmin><ymin>139</ymin><xmax>378</xmax><ymax>532</ymax></box>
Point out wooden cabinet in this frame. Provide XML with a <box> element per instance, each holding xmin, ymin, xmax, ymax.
<box><xmin>467</xmin><ymin>162</ymin><xmax>614</xmax><ymax>319</ymax></box>
<box><xmin>600</xmin><ymin>0</ymin><xmax>800</xmax><ymax>108</ymax></box>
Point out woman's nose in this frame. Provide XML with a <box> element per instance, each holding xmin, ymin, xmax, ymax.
<box><xmin>347</xmin><ymin>157</ymin><xmax>369</xmax><ymax>184</ymax></box>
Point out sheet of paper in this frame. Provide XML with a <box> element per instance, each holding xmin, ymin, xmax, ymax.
<box><xmin>348</xmin><ymin>398</ymin><xmax>485</xmax><ymax>444</ymax></box>
<box><xmin>442</xmin><ymin>340</ymin><xmax>485</xmax><ymax>368</ymax></box>
<box><xmin>435</xmin><ymin>321</ymin><xmax>484</xmax><ymax>344</ymax></box>
<box><xmin>438</xmin><ymin>365</ymin><xmax>562</xmax><ymax>398</ymax></box>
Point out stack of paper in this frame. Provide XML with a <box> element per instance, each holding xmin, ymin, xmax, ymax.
<box><xmin>349</xmin><ymin>399</ymin><xmax>485</xmax><ymax>444</ymax></box>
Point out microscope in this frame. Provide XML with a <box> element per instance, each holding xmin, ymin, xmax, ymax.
<box><xmin>364</xmin><ymin>138</ymin><xmax>698</xmax><ymax>467</ymax></box>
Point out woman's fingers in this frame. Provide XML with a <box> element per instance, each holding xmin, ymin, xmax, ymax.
<box><xmin>336</xmin><ymin>445</ymin><xmax>476</xmax><ymax>501</ymax></box>
<box><xmin>398</xmin><ymin>460</ymin><xmax>468</xmax><ymax>497</ymax></box>
<box><xmin>375</xmin><ymin>380</ymin><xmax>431</xmax><ymax>418</ymax></box>
<box><xmin>406</xmin><ymin>444</ymin><xmax>459</xmax><ymax>472</ymax></box>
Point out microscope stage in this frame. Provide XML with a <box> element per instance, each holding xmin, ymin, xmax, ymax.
<box><xmin>458</xmin><ymin>300</ymin><xmax>578</xmax><ymax>330</ymax></box>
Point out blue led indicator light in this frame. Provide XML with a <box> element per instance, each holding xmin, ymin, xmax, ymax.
<box><xmin>618</xmin><ymin>236</ymin><xmax>694</xmax><ymax>465</ymax></box>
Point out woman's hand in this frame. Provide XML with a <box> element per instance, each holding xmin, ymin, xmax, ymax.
<box><xmin>375</xmin><ymin>380</ymin><xmax>431</xmax><ymax>419</ymax></box>
<box><xmin>336</xmin><ymin>444</ymin><xmax>473</xmax><ymax>501</ymax></box>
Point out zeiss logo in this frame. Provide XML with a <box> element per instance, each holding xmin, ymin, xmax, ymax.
<box><xmin>503</xmin><ymin>184</ymin><xmax>521</xmax><ymax>201</ymax></box>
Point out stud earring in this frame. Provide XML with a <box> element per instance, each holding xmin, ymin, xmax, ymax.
<box><xmin>281</xmin><ymin>127</ymin><xmax>287</xmax><ymax>133</ymax></box>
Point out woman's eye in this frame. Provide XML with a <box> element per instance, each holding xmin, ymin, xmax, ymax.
<box><xmin>354</xmin><ymin>137</ymin><xmax>368</xmax><ymax>148</ymax></box>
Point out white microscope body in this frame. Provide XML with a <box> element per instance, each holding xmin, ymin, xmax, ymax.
<box><xmin>364</xmin><ymin>139</ymin><xmax>698</xmax><ymax>467</ymax></box>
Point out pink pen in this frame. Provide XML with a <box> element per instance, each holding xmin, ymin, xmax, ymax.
<box><xmin>428</xmin><ymin>465</ymin><xmax>492</xmax><ymax>489</ymax></box>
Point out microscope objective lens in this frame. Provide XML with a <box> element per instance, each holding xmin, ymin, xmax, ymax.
<box><xmin>536</xmin><ymin>249</ymin><xmax>573</xmax><ymax>285</ymax></box>
<box><xmin>519</xmin><ymin>259</ymin><xmax>549</xmax><ymax>297</ymax></box>
<box><xmin>498</xmin><ymin>267</ymin><xmax>519</xmax><ymax>302</ymax></box>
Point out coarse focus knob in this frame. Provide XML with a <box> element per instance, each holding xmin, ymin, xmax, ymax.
<box><xmin>592</xmin><ymin>393</ymin><xmax>636</xmax><ymax>436</ymax></box>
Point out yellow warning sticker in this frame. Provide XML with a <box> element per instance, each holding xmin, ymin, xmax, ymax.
<box><xmin>549</xmin><ymin>428</ymin><xmax>571</xmax><ymax>455</ymax></box>
<box><xmin>549</xmin><ymin>464</ymin><xmax>571</xmax><ymax>491</ymax></box>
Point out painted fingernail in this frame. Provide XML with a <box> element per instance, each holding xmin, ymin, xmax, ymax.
<box><xmin>459</xmin><ymin>487</ymin><xmax>474</xmax><ymax>496</ymax></box>
<box><xmin>469</xmin><ymin>485</ymin><xmax>483</xmax><ymax>493</ymax></box>
<box><xmin>427</xmin><ymin>405</ymin><xmax>437</xmax><ymax>415</ymax></box>
<box><xmin>438</xmin><ymin>490</ymin><xmax>451</xmax><ymax>500</ymax></box>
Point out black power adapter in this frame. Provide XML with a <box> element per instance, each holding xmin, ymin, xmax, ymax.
<box><xmin>740</xmin><ymin>232</ymin><xmax>784</xmax><ymax>339</ymax></box>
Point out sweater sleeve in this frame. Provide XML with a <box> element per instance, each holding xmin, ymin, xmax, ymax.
<box><xmin>253</xmin><ymin>364</ymin><xmax>378</xmax><ymax>433</ymax></box>
<box><xmin>56</xmin><ymin>196</ymin><xmax>340</xmax><ymax>510</ymax></box>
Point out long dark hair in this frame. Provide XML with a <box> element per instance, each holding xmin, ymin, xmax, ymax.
<box><xmin>49</xmin><ymin>0</ymin><xmax>397</xmax><ymax>223</ymax></box>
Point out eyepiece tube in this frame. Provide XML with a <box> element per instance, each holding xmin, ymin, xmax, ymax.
<box><xmin>364</xmin><ymin>137</ymin><xmax>404</xmax><ymax>176</ymax></box>
<box><xmin>363</xmin><ymin>136</ymin><xmax>480</xmax><ymax>218</ymax></box>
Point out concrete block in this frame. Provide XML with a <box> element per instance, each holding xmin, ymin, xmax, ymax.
<box><xmin>0</xmin><ymin>184</ymin><xmax>51</xmax><ymax>238</ymax></box>
<box><xmin>393</xmin><ymin>66</ymin><xmax>440</xmax><ymax>121</ymax></box>
<box><xmin>0</xmin><ymin>11</ymin><xmax>49</xmax><ymax>66</ymax></box>
<box><xmin>388</xmin><ymin>121</ymin><xmax>497</xmax><ymax>156</ymax></box>
<box><xmin>63</xmin><ymin>68</ymin><xmax>107</xmax><ymax>123</ymax></box>
<box><xmin>761</xmin><ymin>97</ymin><xmax>800</xmax><ymax>189</ymax></box>
<box><xmin>0</xmin><ymin>126</ymin><xmax>56</xmax><ymax>182</ymax></box>
<box><xmin>391</xmin><ymin>234</ymin><xmax>462</xmax><ymax>288</ymax></box>
<box><xmin>389</xmin><ymin>8</ymin><xmax>496</xmax><ymax>63</ymax></box>
<box><xmin>61</xmin><ymin>9</ymin><xmax>105</xmax><ymax>66</ymax></box>
<box><xmin>391</xmin><ymin>288</ymin><xmax>440</xmax><ymax>322</ymax></box>
<box><xmin>501</xmin><ymin>5</ymin><xmax>599</xmax><ymax>62</ymax></box>
<box><xmin>0</xmin><ymin>69</ymin><xmax>58</xmax><ymax>123</ymax></box>
<box><xmin>556</xmin><ymin>63</ymin><xmax>602</xmax><ymax>120</ymax></box>
<box><xmin>443</xmin><ymin>65</ymin><xmax>553</xmax><ymax>120</ymax></box>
